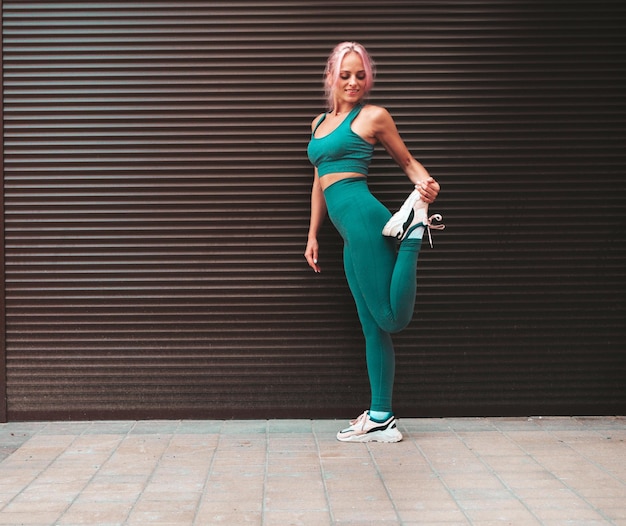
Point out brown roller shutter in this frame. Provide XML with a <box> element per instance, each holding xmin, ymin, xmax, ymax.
<box><xmin>1</xmin><ymin>1</ymin><xmax>625</xmax><ymax>420</ymax></box>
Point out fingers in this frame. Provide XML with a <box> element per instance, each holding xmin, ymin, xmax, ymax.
<box><xmin>306</xmin><ymin>256</ymin><xmax>321</xmax><ymax>273</ymax></box>
<box><xmin>416</xmin><ymin>177</ymin><xmax>440</xmax><ymax>203</ymax></box>
<box><xmin>304</xmin><ymin>245</ymin><xmax>321</xmax><ymax>273</ymax></box>
<box><xmin>310</xmin><ymin>253</ymin><xmax>321</xmax><ymax>273</ymax></box>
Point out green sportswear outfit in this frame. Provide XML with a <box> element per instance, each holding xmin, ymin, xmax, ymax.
<box><xmin>307</xmin><ymin>104</ymin><xmax>423</xmax><ymax>414</ymax></box>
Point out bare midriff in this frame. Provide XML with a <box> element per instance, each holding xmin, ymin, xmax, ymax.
<box><xmin>319</xmin><ymin>172</ymin><xmax>367</xmax><ymax>192</ymax></box>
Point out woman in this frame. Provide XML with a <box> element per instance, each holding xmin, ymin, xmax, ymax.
<box><xmin>304</xmin><ymin>42</ymin><xmax>443</xmax><ymax>443</ymax></box>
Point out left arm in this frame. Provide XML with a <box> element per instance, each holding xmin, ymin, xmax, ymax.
<box><xmin>370</xmin><ymin>106</ymin><xmax>440</xmax><ymax>203</ymax></box>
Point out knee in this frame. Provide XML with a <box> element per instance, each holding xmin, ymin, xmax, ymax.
<box><xmin>377</xmin><ymin>315</ymin><xmax>411</xmax><ymax>334</ymax></box>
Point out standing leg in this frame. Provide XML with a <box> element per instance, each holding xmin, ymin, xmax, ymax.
<box><xmin>336</xmin><ymin>237</ymin><xmax>416</xmax><ymax>442</ymax></box>
<box><xmin>344</xmin><ymin>246</ymin><xmax>395</xmax><ymax>413</ymax></box>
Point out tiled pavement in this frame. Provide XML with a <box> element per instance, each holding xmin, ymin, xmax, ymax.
<box><xmin>0</xmin><ymin>417</ymin><xmax>624</xmax><ymax>525</ymax></box>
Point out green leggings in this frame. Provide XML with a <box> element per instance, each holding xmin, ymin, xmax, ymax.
<box><xmin>323</xmin><ymin>178</ymin><xmax>422</xmax><ymax>413</ymax></box>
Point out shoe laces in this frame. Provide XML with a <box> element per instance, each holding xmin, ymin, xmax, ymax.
<box><xmin>425</xmin><ymin>214</ymin><xmax>445</xmax><ymax>248</ymax></box>
<box><xmin>349</xmin><ymin>411</ymin><xmax>369</xmax><ymax>428</ymax></box>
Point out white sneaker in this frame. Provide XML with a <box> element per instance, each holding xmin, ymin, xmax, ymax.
<box><xmin>336</xmin><ymin>411</ymin><xmax>403</xmax><ymax>443</ymax></box>
<box><xmin>382</xmin><ymin>187</ymin><xmax>444</xmax><ymax>245</ymax></box>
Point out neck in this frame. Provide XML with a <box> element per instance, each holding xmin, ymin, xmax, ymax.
<box><xmin>332</xmin><ymin>103</ymin><xmax>358</xmax><ymax>116</ymax></box>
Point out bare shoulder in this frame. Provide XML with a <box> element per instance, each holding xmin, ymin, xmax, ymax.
<box><xmin>361</xmin><ymin>104</ymin><xmax>394</xmax><ymax>125</ymax></box>
<box><xmin>361</xmin><ymin>104</ymin><xmax>397</xmax><ymax>134</ymax></box>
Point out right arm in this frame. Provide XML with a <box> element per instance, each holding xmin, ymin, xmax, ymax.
<box><xmin>304</xmin><ymin>169</ymin><xmax>325</xmax><ymax>273</ymax></box>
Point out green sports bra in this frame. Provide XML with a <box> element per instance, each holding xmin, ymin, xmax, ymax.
<box><xmin>307</xmin><ymin>104</ymin><xmax>375</xmax><ymax>177</ymax></box>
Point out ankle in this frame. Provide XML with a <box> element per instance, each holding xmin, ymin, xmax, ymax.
<box><xmin>369</xmin><ymin>410</ymin><xmax>392</xmax><ymax>423</ymax></box>
<box><xmin>406</xmin><ymin>224</ymin><xmax>424</xmax><ymax>239</ymax></box>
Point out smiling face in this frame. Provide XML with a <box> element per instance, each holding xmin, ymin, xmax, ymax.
<box><xmin>323</xmin><ymin>42</ymin><xmax>375</xmax><ymax>110</ymax></box>
<box><xmin>333</xmin><ymin>52</ymin><xmax>367</xmax><ymax>108</ymax></box>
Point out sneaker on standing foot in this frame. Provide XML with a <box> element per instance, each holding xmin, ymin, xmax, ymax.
<box><xmin>336</xmin><ymin>411</ymin><xmax>403</xmax><ymax>443</ymax></box>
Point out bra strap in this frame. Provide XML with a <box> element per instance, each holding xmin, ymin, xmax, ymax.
<box><xmin>312</xmin><ymin>114</ymin><xmax>327</xmax><ymax>134</ymax></box>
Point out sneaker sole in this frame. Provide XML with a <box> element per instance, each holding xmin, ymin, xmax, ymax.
<box><xmin>336</xmin><ymin>429</ymin><xmax>403</xmax><ymax>443</ymax></box>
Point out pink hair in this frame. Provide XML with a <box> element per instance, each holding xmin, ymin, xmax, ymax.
<box><xmin>323</xmin><ymin>41</ymin><xmax>376</xmax><ymax>110</ymax></box>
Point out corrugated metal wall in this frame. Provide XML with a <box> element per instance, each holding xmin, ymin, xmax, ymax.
<box><xmin>2</xmin><ymin>1</ymin><xmax>625</xmax><ymax>421</ymax></box>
